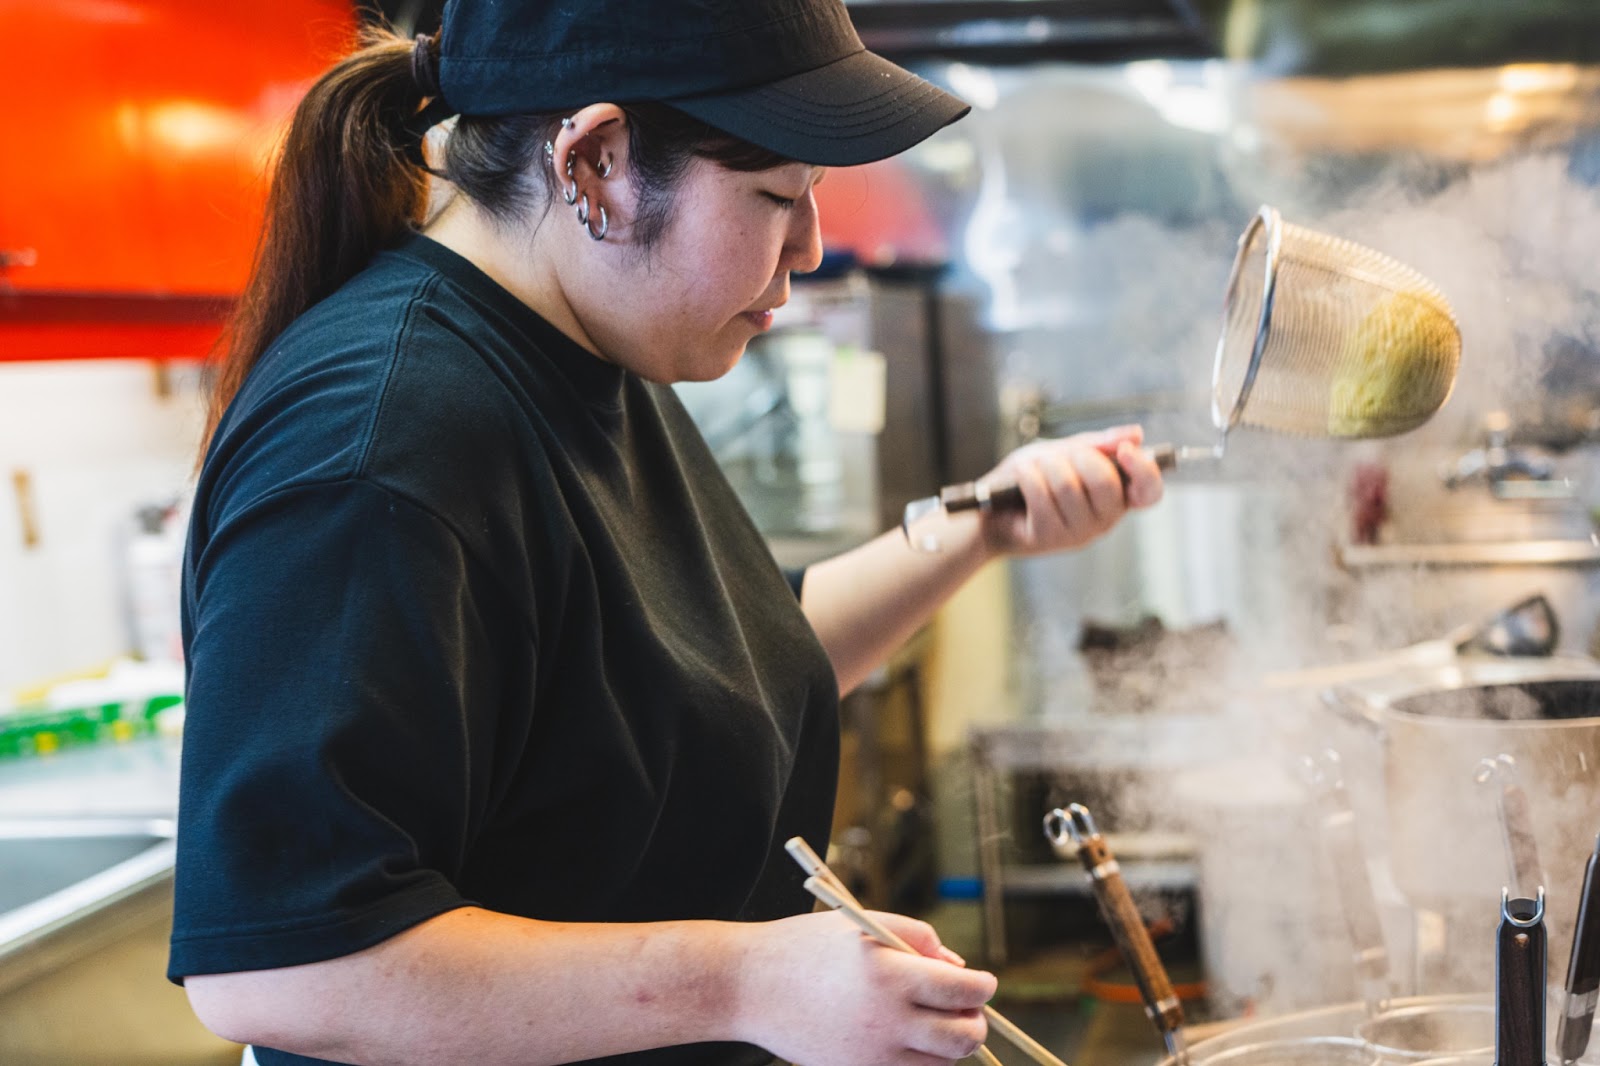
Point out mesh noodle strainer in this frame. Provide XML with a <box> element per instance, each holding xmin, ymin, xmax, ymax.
<box><xmin>902</xmin><ymin>204</ymin><xmax>1464</xmax><ymax>552</ymax></box>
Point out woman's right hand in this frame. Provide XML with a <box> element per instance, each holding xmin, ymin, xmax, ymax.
<box><xmin>730</xmin><ymin>909</ymin><xmax>997</xmax><ymax>1065</ymax></box>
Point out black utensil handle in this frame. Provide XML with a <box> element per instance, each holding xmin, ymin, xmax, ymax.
<box><xmin>1559</xmin><ymin>840</ymin><xmax>1600</xmax><ymax>1063</ymax></box>
<box><xmin>936</xmin><ymin>445</ymin><xmax>1179</xmax><ymax>515</ymax></box>
<box><xmin>1497</xmin><ymin>893</ymin><xmax>1548</xmax><ymax>1066</ymax></box>
<box><xmin>1147</xmin><ymin>443</ymin><xmax>1178</xmax><ymax>470</ymax></box>
<box><xmin>939</xmin><ymin>481</ymin><xmax>1026</xmax><ymax>514</ymax></box>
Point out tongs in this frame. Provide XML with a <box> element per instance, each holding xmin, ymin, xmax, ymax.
<box><xmin>1476</xmin><ymin>754</ymin><xmax>1546</xmax><ymax>903</ymax></box>
<box><xmin>785</xmin><ymin>837</ymin><xmax>1071</xmax><ymax>1066</ymax></box>
<box><xmin>1496</xmin><ymin>888</ymin><xmax>1548</xmax><ymax>1066</ymax></box>
<box><xmin>1299</xmin><ymin>749</ymin><xmax>1392</xmax><ymax>1016</ymax></box>
<box><xmin>1044</xmin><ymin>804</ymin><xmax>1189</xmax><ymax>1065</ymax></box>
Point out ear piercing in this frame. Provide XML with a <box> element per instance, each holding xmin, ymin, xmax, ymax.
<box><xmin>577</xmin><ymin>194</ymin><xmax>608</xmax><ymax>241</ymax></box>
<box><xmin>548</xmin><ymin>117</ymin><xmax>609</xmax><ymax>238</ymax></box>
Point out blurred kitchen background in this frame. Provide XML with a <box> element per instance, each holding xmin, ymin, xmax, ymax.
<box><xmin>7</xmin><ymin>0</ymin><xmax>1600</xmax><ymax>1063</ymax></box>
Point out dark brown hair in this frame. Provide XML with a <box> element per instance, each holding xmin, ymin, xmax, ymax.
<box><xmin>203</xmin><ymin>25</ymin><xmax>790</xmax><ymax>454</ymax></box>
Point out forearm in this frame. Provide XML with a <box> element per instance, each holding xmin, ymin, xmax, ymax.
<box><xmin>801</xmin><ymin>517</ymin><xmax>993</xmax><ymax>695</ymax></box>
<box><xmin>800</xmin><ymin>430</ymin><xmax>1165</xmax><ymax>695</ymax></box>
<box><xmin>185</xmin><ymin>907</ymin><xmax>748</xmax><ymax>1065</ymax></box>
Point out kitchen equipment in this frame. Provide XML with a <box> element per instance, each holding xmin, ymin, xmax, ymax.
<box><xmin>1458</xmin><ymin>595</ymin><xmax>1562</xmax><ymax>659</ymax></box>
<box><xmin>783</xmin><ymin>837</ymin><xmax>1068</xmax><ymax>1066</ymax></box>
<box><xmin>1262</xmin><ymin>594</ymin><xmax>1560</xmax><ymax>691</ymax></box>
<box><xmin>1044</xmin><ymin>803</ymin><xmax>1189</xmax><ymax>1063</ymax></box>
<box><xmin>1323</xmin><ymin>657</ymin><xmax>1600</xmax><ymax>985</ymax></box>
<box><xmin>1190</xmin><ymin>1036</ymin><xmax>1370</xmax><ymax>1065</ymax></box>
<box><xmin>1300</xmin><ymin>749</ymin><xmax>1393</xmax><ymax>1015</ymax></box>
<box><xmin>1497</xmin><ymin>890</ymin><xmax>1548</xmax><ymax>1066</ymax></box>
<box><xmin>0</xmin><ymin>815</ymin><xmax>236</xmax><ymax>1064</ymax></box>
<box><xmin>1558</xmin><ymin>834</ymin><xmax>1600</xmax><ymax>1065</ymax></box>
<box><xmin>1357</xmin><ymin>1001</ymin><xmax>1496</xmax><ymax>1063</ymax></box>
<box><xmin>903</xmin><ymin>203</ymin><xmax>1462</xmax><ymax>551</ymax></box>
<box><xmin>900</xmin><ymin>445</ymin><xmax>1179</xmax><ymax>552</ymax></box>
<box><xmin>1152</xmin><ymin>996</ymin><xmax>1494</xmax><ymax>1066</ymax></box>
<box><xmin>1475</xmin><ymin>755</ymin><xmax>1547</xmax><ymax>902</ymax></box>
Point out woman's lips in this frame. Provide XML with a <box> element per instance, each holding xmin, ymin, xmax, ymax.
<box><xmin>743</xmin><ymin>309</ymin><xmax>775</xmax><ymax>331</ymax></box>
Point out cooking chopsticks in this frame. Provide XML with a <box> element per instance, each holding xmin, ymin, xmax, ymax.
<box><xmin>786</xmin><ymin>837</ymin><xmax>1071</xmax><ymax>1066</ymax></box>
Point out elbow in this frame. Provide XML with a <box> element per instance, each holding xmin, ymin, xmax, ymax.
<box><xmin>184</xmin><ymin>969</ymin><xmax>327</xmax><ymax>1052</ymax></box>
<box><xmin>185</xmin><ymin>973</ymin><xmax>266</xmax><ymax>1046</ymax></box>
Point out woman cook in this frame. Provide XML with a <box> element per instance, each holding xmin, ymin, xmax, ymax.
<box><xmin>168</xmin><ymin>1</ymin><xmax>1166</xmax><ymax>1063</ymax></box>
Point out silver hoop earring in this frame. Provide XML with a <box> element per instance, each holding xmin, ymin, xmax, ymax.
<box><xmin>576</xmin><ymin>193</ymin><xmax>590</xmax><ymax>226</ymax></box>
<box><xmin>586</xmin><ymin>203</ymin><xmax>608</xmax><ymax>241</ymax></box>
<box><xmin>597</xmin><ymin>156</ymin><xmax>613</xmax><ymax>179</ymax></box>
<box><xmin>562</xmin><ymin>152</ymin><xmax>579</xmax><ymax>205</ymax></box>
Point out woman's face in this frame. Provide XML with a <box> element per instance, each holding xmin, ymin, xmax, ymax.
<box><xmin>568</xmin><ymin>157</ymin><xmax>827</xmax><ymax>384</ymax></box>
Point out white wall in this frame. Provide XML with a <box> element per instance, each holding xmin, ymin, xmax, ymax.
<box><xmin>0</xmin><ymin>361</ymin><xmax>204</xmax><ymax>697</ymax></box>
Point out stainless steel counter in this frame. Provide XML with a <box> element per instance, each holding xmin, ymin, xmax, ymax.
<box><xmin>0</xmin><ymin>737</ymin><xmax>238</xmax><ymax>1066</ymax></box>
<box><xmin>0</xmin><ymin>734</ymin><xmax>181</xmax><ymax>819</ymax></box>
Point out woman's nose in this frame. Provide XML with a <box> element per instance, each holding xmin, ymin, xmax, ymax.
<box><xmin>785</xmin><ymin>191</ymin><xmax>825</xmax><ymax>274</ymax></box>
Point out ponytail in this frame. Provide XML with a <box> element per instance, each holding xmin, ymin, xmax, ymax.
<box><xmin>202</xmin><ymin>26</ymin><xmax>433</xmax><ymax>454</ymax></box>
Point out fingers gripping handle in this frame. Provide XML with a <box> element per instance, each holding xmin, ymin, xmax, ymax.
<box><xmin>940</xmin><ymin>443</ymin><xmax>1179</xmax><ymax>517</ymax></box>
<box><xmin>787</xmin><ymin>838</ymin><xmax>1070</xmax><ymax>1066</ymax></box>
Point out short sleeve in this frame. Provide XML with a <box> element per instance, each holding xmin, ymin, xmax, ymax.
<box><xmin>169</xmin><ymin>478</ymin><xmax>519</xmax><ymax>982</ymax></box>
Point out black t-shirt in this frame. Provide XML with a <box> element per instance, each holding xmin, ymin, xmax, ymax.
<box><xmin>170</xmin><ymin>235</ymin><xmax>841</xmax><ymax>1066</ymax></box>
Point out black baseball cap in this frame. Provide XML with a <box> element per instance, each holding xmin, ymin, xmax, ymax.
<box><xmin>436</xmin><ymin>0</ymin><xmax>970</xmax><ymax>167</ymax></box>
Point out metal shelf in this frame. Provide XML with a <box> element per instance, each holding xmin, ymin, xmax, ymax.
<box><xmin>999</xmin><ymin>858</ymin><xmax>1198</xmax><ymax>897</ymax></box>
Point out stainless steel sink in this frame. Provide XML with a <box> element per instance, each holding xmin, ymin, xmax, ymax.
<box><xmin>0</xmin><ymin>816</ymin><xmax>175</xmax><ymax>972</ymax></box>
<box><xmin>0</xmin><ymin>815</ymin><xmax>239</xmax><ymax>1065</ymax></box>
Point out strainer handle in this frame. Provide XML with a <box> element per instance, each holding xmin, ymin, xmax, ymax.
<box><xmin>939</xmin><ymin>445</ymin><xmax>1178</xmax><ymax>516</ymax></box>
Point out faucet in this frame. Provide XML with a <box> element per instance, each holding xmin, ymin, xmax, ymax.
<box><xmin>1440</xmin><ymin>411</ymin><xmax>1567</xmax><ymax>499</ymax></box>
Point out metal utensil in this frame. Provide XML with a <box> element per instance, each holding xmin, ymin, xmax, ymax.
<box><xmin>1357</xmin><ymin>1001</ymin><xmax>1496</xmax><ymax>1064</ymax></box>
<box><xmin>1475</xmin><ymin>755</ymin><xmax>1546</xmax><ymax>903</ymax></box>
<box><xmin>1193</xmin><ymin>1036</ymin><xmax>1371</xmax><ymax>1065</ymax></box>
<box><xmin>1453</xmin><ymin>594</ymin><xmax>1561</xmax><ymax>659</ymax></box>
<box><xmin>1496</xmin><ymin>889</ymin><xmax>1548</xmax><ymax>1066</ymax></box>
<box><xmin>1265</xmin><ymin>594</ymin><xmax>1561</xmax><ymax>691</ymax></box>
<box><xmin>1558</xmin><ymin>833</ymin><xmax>1600</xmax><ymax>1065</ymax></box>
<box><xmin>901</xmin><ymin>444</ymin><xmax>1178</xmax><ymax>552</ymax></box>
<box><xmin>903</xmin><ymin>204</ymin><xmax>1462</xmax><ymax>552</ymax></box>
<box><xmin>1299</xmin><ymin>749</ymin><xmax>1392</xmax><ymax>1016</ymax></box>
<box><xmin>1045</xmin><ymin>803</ymin><xmax>1188</xmax><ymax>1064</ymax></box>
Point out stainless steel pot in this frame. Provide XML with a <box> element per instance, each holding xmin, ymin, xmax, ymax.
<box><xmin>1156</xmin><ymin>993</ymin><xmax>1599</xmax><ymax>1066</ymax></box>
<box><xmin>1326</xmin><ymin>656</ymin><xmax>1600</xmax><ymax>985</ymax></box>
<box><xmin>1355</xmin><ymin>1000</ymin><xmax>1494</xmax><ymax>1062</ymax></box>
<box><xmin>1154</xmin><ymin>996</ymin><xmax>1487</xmax><ymax>1066</ymax></box>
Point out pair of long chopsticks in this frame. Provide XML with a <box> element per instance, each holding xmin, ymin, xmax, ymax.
<box><xmin>786</xmin><ymin>837</ymin><xmax>1071</xmax><ymax>1066</ymax></box>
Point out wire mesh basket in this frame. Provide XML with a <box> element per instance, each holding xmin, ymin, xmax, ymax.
<box><xmin>1213</xmin><ymin>205</ymin><xmax>1463</xmax><ymax>441</ymax></box>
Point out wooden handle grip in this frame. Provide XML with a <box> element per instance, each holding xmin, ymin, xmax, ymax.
<box><xmin>11</xmin><ymin>469</ymin><xmax>39</xmax><ymax>550</ymax></box>
<box><xmin>1075</xmin><ymin>835</ymin><xmax>1184</xmax><ymax>1031</ymax></box>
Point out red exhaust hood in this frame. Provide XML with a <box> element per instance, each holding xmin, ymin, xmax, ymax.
<box><xmin>0</xmin><ymin>0</ymin><xmax>357</xmax><ymax>362</ymax></box>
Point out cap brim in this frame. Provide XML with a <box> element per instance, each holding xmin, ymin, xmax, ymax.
<box><xmin>667</xmin><ymin>48</ymin><xmax>970</xmax><ymax>167</ymax></box>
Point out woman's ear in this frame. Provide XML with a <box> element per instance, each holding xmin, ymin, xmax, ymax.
<box><xmin>549</xmin><ymin>103</ymin><xmax>631</xmax><ymax>241</ymax></box>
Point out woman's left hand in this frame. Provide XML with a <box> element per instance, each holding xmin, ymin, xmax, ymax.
<box><xmin>978</xmin><ymin>424</ymin><xmax>1164</xmax><ymax>558</ymax></box>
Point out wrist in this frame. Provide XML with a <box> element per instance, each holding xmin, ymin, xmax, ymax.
<box><xmin>719</xmin><ymin>919</ymin><xmax>770</xmax><ymax>1047</ymax></box>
